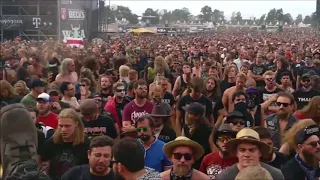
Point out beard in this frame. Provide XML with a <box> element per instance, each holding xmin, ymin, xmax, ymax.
<box><xmin>221</xmin><ymin>150</ymin><xmax>230</xmax><ymax>157</ymax></box>
<box><xmin>137</xmin><ymin>92</ymin><xmax>147</xmax><ymax>99</ymax></box>
<box><xmin>102</xmin><ymin>86</ymin><xmax>110</xmax><ymax>91</ymax></box>
<box><xmin>276</xmin><ymin>109</ymin><xmax>289</xmax><ymax>119</ymax></box>
<box><xmin>114</xmin><ymin>167</ymin><xmax>126</xmax><ymax>180</ymax></box>
<box><xmin>302</xmin><ymin>149</ymin><xmax>319</xmax><ymax>168</ymax></box>
<box><xmin>92</xmin><ymin>164</ymin><xmax>108</xmax><ymax>175</ymax></box>
<box><xmin>140</xmin><ymin>135</ymin><xmax>151</xmax><ymax>142</ymax></box>
<box><xmin>174</xmin><ymin>165</ymin><xmax>191</xmax><ymax>176</ymax></box>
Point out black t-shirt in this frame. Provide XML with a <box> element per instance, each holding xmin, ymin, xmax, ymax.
<box><xmin>258</xmin><ymin>87</ymin><xmax>284</xmax><ymax>103</ymax></box>
<box><xmin>40</xmin><ymin>138</ymin><xmax>89</xmax><ymax>180</ymax></box>
<box><xmin>115</xmin><ymin>101</ymin><xmax>127</xmax><ymax>124</ymax></box>
<box><xmin>177</xmin><ymin>94</ymin><xmax>213</xmax><ymax>125</ymax></box>
<box><xmin>162</xmin><ymin>91</ymin><xmax>175</xmax><ymax>107</ymax></box>
<box><xmin>292</xmin><ymin>88</ymin><xmax>320</xmax><ymax>110</ymax></box>
<box><xmin>298</xmin><ymin>66</ymin><xmax>319</xmax><ymax>76</ymax></box>
<box><xmin>207</xmin><ymin>95</ymin><xmax>223</xmax><ymax>123</ymax></box>
<box><xmin>250</xmin><ymin>63</ymin><xmax>267</xmax><ymax>87</ymax></box>
<box><xmin>266</xmin><ymin>61</ymin><xmax>276</xmax><ymax>71</ymax></box>
<box><xmin>158</xmin><ymin>126</ymin><xmax>176</xmax><ymax>143</ymax></box>
<box><xmin>266</xmin><ymin>152</ymin><xmax>287</xmax><ymax>169</ymax></box>
<box><xmin>61</xmin><ymin>164</ymin><xmax>114</xmax><ymax>180</ymax></box>
<box><xmin>183</xmin><ymin>124</ymin><xmax>212</xmax><ymax>170</ymax></box>
<box><xmin>82</xmin><ymin>115</ymin><xmax>118</xmax><ymax>140</ymax></box>
<box><xmin>220</xmin><ymin>80</ymin><xmax>236</xmax><ymax>95</ymax></box>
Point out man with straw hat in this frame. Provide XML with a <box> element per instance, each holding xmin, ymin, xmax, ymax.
<box><xmin>216</xmin><ymin>128</ymin><xmax>284</xmax><ymax>180</ymax></box>
<box><xmin>160</xmin><ymin>136</ymin><xmax>209</xmax><ymax>180</ymax></box>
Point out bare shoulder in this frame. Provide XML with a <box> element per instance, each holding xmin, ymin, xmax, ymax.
<box><xmin>193</xmin><ymin>170</ymin><xmax>210</xmax><ymax>180</ymax></box>
<box><xmin>160</xmin><ymin>170</ymin><xmax>170</xmax><ymax>180</ymax></box>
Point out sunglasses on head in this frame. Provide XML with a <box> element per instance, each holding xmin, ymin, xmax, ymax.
<box><xmin>136</xmin><ymin>127</ymin><xmax>150</xmax><ymax>133</ymax></box>
<box><xmin>173</xmin><ymin>153</ymin><xmax>193</xmax><ymax>161</ymax></box>
<box><xmin>49</xmin><ymin>92</ymin><xmax>59</xmax><ymax>96</ymax></box>
<box><xmin>306</xmin><ymin>140</ymin><xmax>320</xmax><ymax>148</ymax></box>
<box><xmin>276</xmin><ymin>102</ymin><xmax>290</xmax><ymax>107</ymax></box>
<box><xmin>230</xmin><ymin>120</ymin><xmax>246</xmax><ymax>126</ymax></box>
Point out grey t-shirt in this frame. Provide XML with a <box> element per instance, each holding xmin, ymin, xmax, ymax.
<box><xmin>216</xmin><ymin>162</ymin><xmax>285</xmax><ymax>180</ymax></box>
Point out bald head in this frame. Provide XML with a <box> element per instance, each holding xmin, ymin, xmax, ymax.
<box><xmin>80</xmin><ymin>99</ymin><xmax>97</xmax><ymax>115</ymax></box>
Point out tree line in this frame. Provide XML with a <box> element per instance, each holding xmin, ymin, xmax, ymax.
<box><xmin>98</xmin><ymin>5</ymin><xmax>318</xmax><ymax>26</ymax></box>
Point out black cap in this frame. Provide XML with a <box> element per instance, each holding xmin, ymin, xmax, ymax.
<box><xmin>295</xmin><ymin>125</ymin><xmax>320</xmax><ymax>145</ymax></box>
<box><xmin>226</xmin><ymin>111</ymin><xmax>245</xmax><ymax>123</ymax></box>
<box><xmin>301</xmin><ymin>73</ymin><xmax>310</xmax><ymax>79</ymax></box>
<box><xmin>182</xmin><ymin>102</ymin><xmax>205</xmax><ymax>116</ymax></box>
<box><xmin>30</xmin><ymin>79</ymin><xmax>46</xmax><ymax>89</ymax></box>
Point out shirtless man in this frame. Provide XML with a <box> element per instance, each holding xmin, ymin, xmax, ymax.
<box><xmin>55</xmin><ymin>58</ymin><xmax>78</xmax><ymax>85</ymax></box>
<box><xmin>222</xmin><ymin>73</ymin><xmax>247</xmax><ymax>113</ymax></box>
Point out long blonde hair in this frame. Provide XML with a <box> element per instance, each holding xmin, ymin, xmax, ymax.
<box><xmin>0</xmin><ymin>80</ymin><xmax>17</xmax><ymax>98</ymax></box>
<box><xmin>299</xmin><ymin>96</ymin><xmax>320</xmax><ymax>119</ymax></box>
<box><xmin>154</xmin><ymin>56</ymin><xmax>169</xmax><ymax>72</ymax></box>
<box><xmin>59</xmin><ymin>58</ymin><xmax>73</xmax><ymax>76</ymax></box>
<box><xmin>282</xmin><ymin>119</ymin><xmax>317</xmax><ymax>150</ymax></box>
<box><xmin>53</xmin><ymin>108</ymin><xmax>85</xmax><ymax>146</ymax></box>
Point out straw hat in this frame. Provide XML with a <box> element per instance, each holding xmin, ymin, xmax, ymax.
<box><xmin>163</xmin><ymin>136</ymin><xmax>204</xmax><ymax>161</ymax></box>
<box><xmin>225</xmin><ymin>128</ymin><xmax>271</xmax><ymax>158</ymax></box>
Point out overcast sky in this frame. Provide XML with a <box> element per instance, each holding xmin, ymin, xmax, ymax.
<box><xmin>110</xmin><ymin>0</ymin><xmax>316</xmax><ymax>19</ymax></box>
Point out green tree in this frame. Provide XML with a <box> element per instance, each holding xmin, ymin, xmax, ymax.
<box><xmin>282</xmin><ymin>13</ymin><xmax>293</xmax><ymax>25</ymax></box>
<box><xmin>200</xmin><ymin>5</ymin><xmax>212</xmax><ymax>22</ymax></box>
<box><xmin>265</xmin><ymin>8</ymin><xmax>276</xmax><ymax>23</ymax></box>
<box><xmin>303</xmin><ymin>15</ymin><xmax>312</xmax><ymax>24</ymax></box>
<box><xmin>259</xmin><ymin>14</ymin><xmax>266</xmax><ymax>25</ymax></box>
<box><xmin>235</xmin><ymin>11</ymin><xmax>242</xmax><ymax>23</ymax></box>
<box><xmin>142</xmin><ymin>8</ymin><xmax>159</xmax><ymax>25</ymax></box>
<box><xmin>276</xmin><ymin>8</ymin><xmax>284</xmax><ymax>21</ymax></box>
<box><xmin>295</xmin><ymin>14</ymin><xmax>303</xmax><ymax>24</ymax></box>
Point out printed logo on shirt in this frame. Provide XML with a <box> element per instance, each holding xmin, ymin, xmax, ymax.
<box><xmin>162</xmin><ymin>99</ymin><xmax>171</xmax><ymax>105</ymax></box>
<box><xmin>298</xmin><ymin>97</ymin><xmax>311</xmax><ymax>102</ymax></box>
<box><xmin>84</xmin><ymin>127</ymin><xmax>106</xmax><ymax>136</ymax></box>
<box><xmin>131</xmin><ymin>111</ymin><xmax>147</xmax><ymax>124</ymax></box>
<box><xmin>206</xmin><ymin>164</ymin><xmax>228</xmax><ymax>180</ymax></box>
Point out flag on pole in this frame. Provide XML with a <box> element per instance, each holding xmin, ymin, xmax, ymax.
<box><xmin>66</xmin><ymin>38</ymin><xmax>84</xmax><ymax>48</ymax></box>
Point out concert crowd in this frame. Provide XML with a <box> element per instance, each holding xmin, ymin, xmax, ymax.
<box><xmin>1</xmin><ymin>27</ymin><xmax>320</xmax><ymax>180</ymax></box>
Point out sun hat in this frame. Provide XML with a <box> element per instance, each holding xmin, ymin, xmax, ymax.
<box><xmin>225</xmin><ymin>128</ymin><xmax>271</xmax><ymax>158</ymax></box>
<box><xmin>163</xmin><ymin>136</ymin><xmax>204</xmax><ymax>161</ymax></box>
<box><xmin>150</xmin><ymin>104</ymin><xmax>171</xmax><ymax>118</ymax></box>
<box><xmin>182</xmin><ymin>102</ymin><xmax>205</xmax><ymax>116</ymax></box>
<box><xmin>213</xmin><ymin>124</ymin><xmax>236</xmax><ymax>148</ymax></box>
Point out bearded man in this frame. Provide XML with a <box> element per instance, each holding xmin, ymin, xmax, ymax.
<box><xmin>265</xmin><ymin>92</ymin><xmax>297</xmax><ymax>151</ymax></box>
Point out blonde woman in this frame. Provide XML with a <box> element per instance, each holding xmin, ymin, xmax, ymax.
<box><xmin>40</xmin><ymin>108</ymin><xmax>88</xmax><ymax>179</ymax></box>
<box><xmin>0</xmin><ymin>80</ymin><xmax>21</xmax><ymax>105</ymax></box>
<box><xmin>279</xmin><ymin>119</ymin><xmax>317</xmax><ymax>157</ymax></box>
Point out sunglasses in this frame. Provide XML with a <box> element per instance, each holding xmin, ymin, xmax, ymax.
<box><xmin>306</xmin><ymin>140</ymin><xmax>320</xmax><ymax>148</ymax></box>
<box><xmin>49</xmin><ymin>92</ymin><xmax>59</xmax><ymax>96</ymax></box>
<box><xmin>231</xmin><ymin>121</ymin><xmax>246</xmax><ymax>126</ymax></box>
<box><xmin>266</xmin><ymin>78</ymin><xmax>275</xmax><ymax>81</ymax></box>
<box><xmin>173</xmin><ymin>153</ymin><xmax>193</xmax><ymax>161</ymax></box>
<box><xmin>276</xmin><ymin>102</ymin><xmax>290</xmax><ymax>107</ymax></box>
<box><xmin>136</xmin><ymin>127</ymin><xmax>150</xmax><ymax>133</ymax></box>
<box><xmin>218</xmin><ymin>136</ymin><xmax>233</xmax><ymax>142</ymax></box>
<box><xmin>302</xmin><ymin>79</ymin><xmax>310</xmax><ymax>83</ymax></box>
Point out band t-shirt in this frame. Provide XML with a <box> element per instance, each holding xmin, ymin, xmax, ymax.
<box><xmin>40</xmin><ymin>138</ymin><xmax>89</xmax><ymax>180</ymax></box>
<box><xmin>292</xmin><ymin>88</ymin><xmax>320</xmax><ymax>110</ymax></box>
<box><xmin>82</xmin><ymin>114</ymin><xmax>118</xmax><ymax>140</ymax></box>
<box><xmin>122</xmin><ymin>100</ymin><xmax>154</xmax><ymax>125</ymax></box>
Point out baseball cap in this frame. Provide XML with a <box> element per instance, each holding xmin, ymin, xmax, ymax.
<box><xmin>182</xmin><ymin>102</ymin><xmax>205</xmax><ymax>116</ymax></box>
<box><xmin>30</xmin><ymin>79</ymin><xmax>46</xmax><ymax>88</ymax></box>
<box><xmin>47</xmin><ymin>88</ymin><xmax>59</xmax><ymax>95</ymax></box>
<box><xmin>301</xmin><ymin>73</ymin><xmax>310</xmax><ymax>79</ymax></box>
<box><xmin>226</xmin><ymin>111</ymin><xmax>245</xmax><ymax>123</ymax></box>
<box><xmin>37</xmin><ymin>93</ymin><xmax>51</xmax><ymax>102</ymax></box>
<box><xmin>295</xmin><ymin>125</ymin><xmax>320</xmax><ymax>145</ymax></box>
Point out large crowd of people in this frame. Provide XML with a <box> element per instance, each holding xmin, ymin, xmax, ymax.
<box><xmin>1</xmin><ymin>27</ymin><xmax>320</xmax><ymax>180</ymax></box>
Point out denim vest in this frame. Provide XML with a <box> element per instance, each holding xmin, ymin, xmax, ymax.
<box><xmin>265</xmin><ymin>114</ymin><xmax>297</xmax><ymax>150</ymax></box>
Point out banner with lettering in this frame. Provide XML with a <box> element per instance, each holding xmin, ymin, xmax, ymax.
<box><xmin>58</xmin><ymin>0</ymin><xmax>88</xmax><ymax>41</ymax></box>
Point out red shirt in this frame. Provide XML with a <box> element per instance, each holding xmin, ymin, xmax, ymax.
<box><xmin>38</xmin><ymin>112</ymin><xmax>58</xmax><ymax>129</ymax></box>
<box><xmin>293</xmin><ymin>111</ymin><xmax>311</xmax><ymax>120</ymax></box>
<box><xmin>199</xmin><ymin>152</ymin><xmax>238</xmax><ymax>180</ymax></box>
